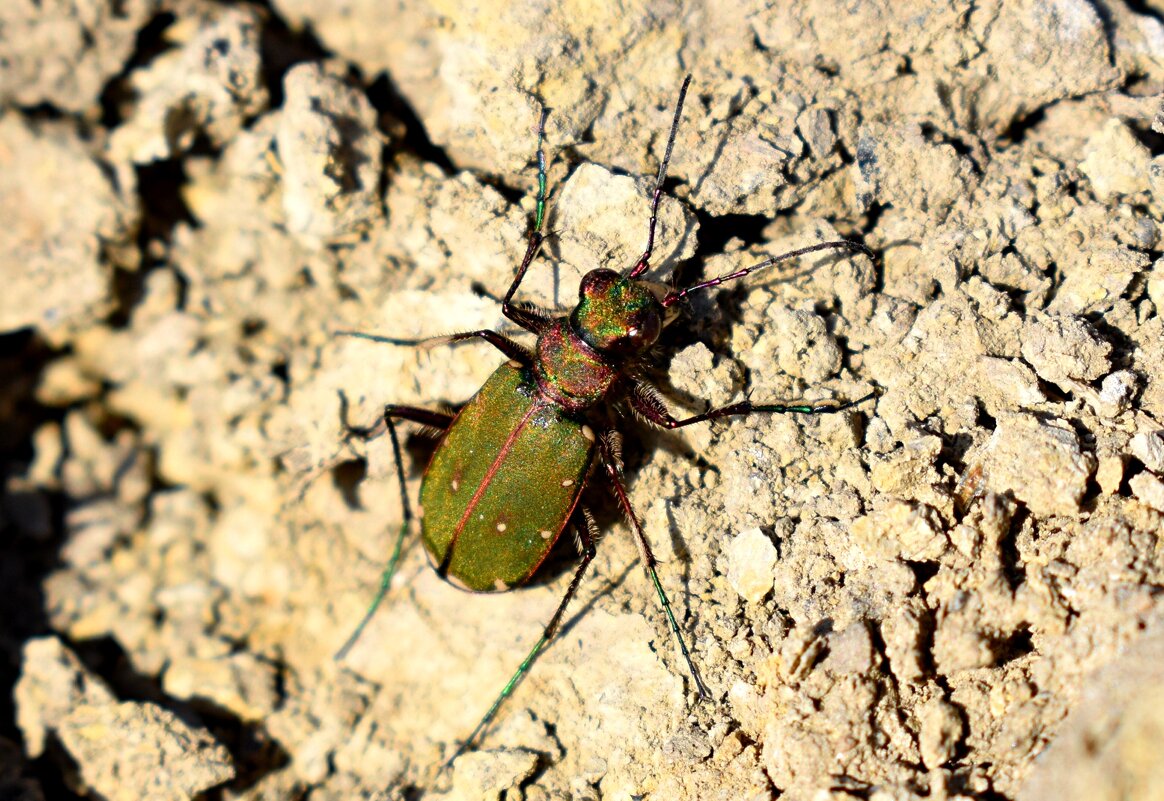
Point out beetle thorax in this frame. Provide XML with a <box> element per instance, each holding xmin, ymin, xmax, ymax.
<box><xmin>534</xmin><ymin>319</ymin><xmax>618</xmax><ymax>411</ymax></box>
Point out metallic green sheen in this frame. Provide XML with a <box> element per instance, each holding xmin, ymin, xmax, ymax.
<box><xmin>573</xmin><ymin>275</ymin><xmax>660</xmax><ymax>352</ymax></box>
<box><xmin>534</xmin><ymin>320</ymin><xmax>617</xmax><ymax>408</ymax></box>
<box><xmin>575</xmin><ymin>291</ymin><xmax>632</xmax><ymax>341</ymax></box>
<box><xmin>419</xmin><ymin>362</ymin><xmax>594</xmax><ymax>592</ymax></box>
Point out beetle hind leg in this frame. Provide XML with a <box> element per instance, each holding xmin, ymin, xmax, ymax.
<box><xmin>447</xmin><ymin>504</ymin><xmax>599</xmax><ymax>768</ymax></box>
<box><xmin>334</xmin><ymin>403</ymin><xmax>454</xmax><ymax>661</ymax></box>
<box><xmin>596</xmin><ymin>430</ymin><xmax>711</xmax><ymax>700</ymax></box>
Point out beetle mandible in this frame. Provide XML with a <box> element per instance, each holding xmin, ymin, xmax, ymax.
<box><xmin>334</xmin><ymin>74</ymin><xmax>876</xmax><ymax>761</ymax></box>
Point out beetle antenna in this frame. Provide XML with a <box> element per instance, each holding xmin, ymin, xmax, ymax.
<box><xmin>534</xmin><ymin>106</ymin><xmax>551</xmax><ymax>233</ymax></box>
<box><xmin>661</xmin><ymin>239</ymin><xmax>873</xmax><ymax>307</ymax></box>
<box><xmin>628</xmin><ymin>74</ymin><xmax>693</xmax><ymax>279</ymax></box>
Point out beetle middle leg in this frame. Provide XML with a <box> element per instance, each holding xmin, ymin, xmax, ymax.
<box><xmin>335</xmin><ymin>403</ymin><xmax>454</xmax><ymax>660</ymax></box>
<box><xmin>336</xmin><ymin>329</ymin><xmax>533</xmax><ymax>364</ymax></box>
<box><xmin>627</xmin><ymin>378</ymin><xmax>879</xmax><ymax>429</ymax></box>
<box><xmin>448</xmin><ymin>504</ymin><xmax>599</xmax><ymax>766</ymax></box>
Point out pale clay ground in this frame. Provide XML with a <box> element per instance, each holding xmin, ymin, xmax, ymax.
<box><xmin>3</xmin><ymin>1</ymin><xmax>1164</xmax><ymax>800</ymax></box>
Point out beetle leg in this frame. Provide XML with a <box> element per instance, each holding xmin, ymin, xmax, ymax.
<box><xmin>338</xmin><ymin>391</ymin><xmax>454</xmax><ymax>442</ymax></box>
<box><xmin>502</xmin><ymin>297</ymin><xmax>555</xmax><ymax>334</ymax></box>
<box><xmin>573</xmin><ymin>504</ymin><xmax>599</xmax><ymax>554</ymax></box>
<box><xmin>448</xmin><ymin>505</ymin><xmax>598</xmax><ymax>767</ymax></box>
<box><xmin>595</xmin><ymin>431</ymin><xmax>711</xmax><ymax>700</ymax></box>
<box><xmin>501</xmin><ymin>231</ymin><xmax>552</xmax><ymax>335</ymax></box>
<box><xmin>499</xmin><ymin>105</ymin><xmax>557</xmax><ymax>335</ymax></box>
<box><xmin>336</xmin><ymin>329</ymin><xmax>533</xmax><ymax>364</ymax></box>
<box><xmin>335</xmin><ymin>404</ymin><xmax>454</xmax><ymax>661</ymax></box>
<box><xmin>292</xmin><ymin>395</ymin><xmax>453</xmax><ymax>501</ymax></box>
<box><xmin>471</xmin><ymin>285</ymin><xmax>555</xmax><ymax>332</ymax></box>
<box><xmin>627</xmin><ymin>378</ymin><xmax>880</xmax><ymax>429</ymax></box>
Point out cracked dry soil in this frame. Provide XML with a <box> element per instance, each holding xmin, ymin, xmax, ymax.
<box><xmin>3</xmin><ymin>1</ymin><xmax>1164</xmax><ymax>800</ymax></box>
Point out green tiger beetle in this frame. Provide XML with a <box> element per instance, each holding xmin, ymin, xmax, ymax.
<box><xmin>334</xmin><ymin>74</ymin><xmax>877</xmax><ymax>764</ymax></box>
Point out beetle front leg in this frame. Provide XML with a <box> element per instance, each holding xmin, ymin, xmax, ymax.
<box><xmin>500</xmin><ymin>231</ymin><xmax>552</xmax><ymax>335</ymax></box>
<box><xmin>499</xmin><ymin>105</ymin><xmax>560</xmax><ymax>335</ymax></box>
<box><xmin>335</xmin><ymin>403</ymin><xmax>454</xmax><ymax>660</ymax></box>
<box><xmin>595</xmin><ymin>431</ymin><xmax>711</xmax><ymax>699</ymax></box>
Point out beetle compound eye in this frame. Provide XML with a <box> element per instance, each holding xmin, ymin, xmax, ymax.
<box><xmin>634</xmin><ymin>310</ymin><xmax>661</xmax><ymax>345</ymax></box>
<box><xmin>579</xmin><ymin>269</ymin><xmax>620</xmax><ymax>301</ymax></box>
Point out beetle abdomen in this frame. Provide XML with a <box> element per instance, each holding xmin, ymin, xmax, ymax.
<box><xmin>420</xmin><ymin>362</ymin><xmax>594</xmax><ymax>592</ymax></box>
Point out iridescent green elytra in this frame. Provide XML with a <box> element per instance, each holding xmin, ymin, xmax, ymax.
<box><xmin>332</xmin><ymin>75</ymin><xmax>877</xmax><ymax>769</ymax></box>
<box><xmin>420</xmin><ymin>362</ymin><xmax>593</xmax><ymax>591</ymax></box>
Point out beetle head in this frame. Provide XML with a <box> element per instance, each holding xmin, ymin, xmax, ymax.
<box><xmin>571</xmin><ymin>268</ymin><xmax>664</xmax><ymax>355</ymax></box>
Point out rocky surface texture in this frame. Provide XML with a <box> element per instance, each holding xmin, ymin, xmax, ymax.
<box><xmin>2</xmin><ymin>1</ymin><xmax>1164</xmax><ymax>799</ymax></box>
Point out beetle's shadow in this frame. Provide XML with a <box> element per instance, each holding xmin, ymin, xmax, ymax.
<box><xmin>555</xmin><ymin>558</ymin><xmax>639</xmax><ymax>641</ymax></box>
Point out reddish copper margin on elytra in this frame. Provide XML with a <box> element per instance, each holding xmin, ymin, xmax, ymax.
<box><xmin>446</xmin><ymin>400</ymin><xmax>542</xmax><ymax>559</ymax></box>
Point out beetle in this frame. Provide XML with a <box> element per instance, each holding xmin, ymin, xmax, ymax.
<box><xmin>333</xmin><ymin>75</ymin><xmax>876</xmax><ymax>762</ymax></box>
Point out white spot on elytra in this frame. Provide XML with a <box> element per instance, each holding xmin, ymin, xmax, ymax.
<box><xmin>540</xmin><ymin>529</ymin><xmax>552</xmax><ymax>540</ymax></box>
<box><xmin>561</xmin><ymin>479</ymin><xmax>574</xmax><ymax>487</ymax></box>
<box><xmin>496</xmin><ymin>522</ymin><xmax>507</xmax><ymax>533</ymax></box>
<box><xmin>451</xmin><ymin>479</ymin><xmax>460</xmax><ymax>491</ymax></box>
<box><xmin>507</xmin><ymin>359</ymin><xmax>521</xmax><ymax>368</ymax></box>
<box><xmin>581</xmin><ymin>425</ymin><xmax>595</xmax><ymax>442</ymax></box>
<box><xmin>494</xmin><ymin>579</ymin><xmax>509</xmax><ymax>591</ymax></box>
